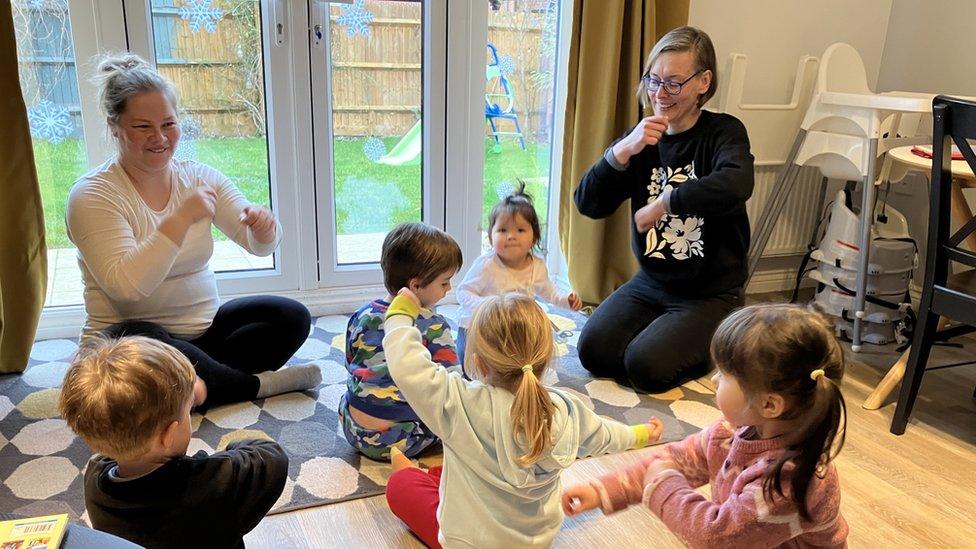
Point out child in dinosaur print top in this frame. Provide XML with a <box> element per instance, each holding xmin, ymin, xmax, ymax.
<box><xmin>339</xmin><ymin>222</ymin><xmax>463</xmax><ymax>461</ymax></box>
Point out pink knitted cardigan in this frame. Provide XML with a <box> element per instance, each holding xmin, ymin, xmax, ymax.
<box><xmin>591</xmin><ymin>420</ymin><xmax>848</xmax><ymax>548</ymax></box>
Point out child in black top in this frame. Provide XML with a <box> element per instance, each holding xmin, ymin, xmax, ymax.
<box><xmin>59</xmin><ymin>336</ymin><xmax>287</xmax><ymax>548</ymax></box>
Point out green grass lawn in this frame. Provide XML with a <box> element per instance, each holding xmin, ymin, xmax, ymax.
<box><xmin>34</xmin><ymin>136</ymin><xmax>552</xmax><ymax>249</ymax></box>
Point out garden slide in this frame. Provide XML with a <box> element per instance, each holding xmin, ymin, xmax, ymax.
<box><xmin>377</xmin><ymin>119</ymin><xmax>422</xmax><ymax>166</ymax></box>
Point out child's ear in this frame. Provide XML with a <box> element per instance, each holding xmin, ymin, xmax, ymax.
<box><xmin>407</xmin><ymin>277</ymin><xmax>423</xmax><ymax>291</ymax></box>
<box><xmin>159</xmin><ymin>419</ymin><xmax>181</xmax><ymax>451</ymax></box>
<box><xmin>759</xmin><ymin>392</ymin><xmax>786</xmax><ymax>420</ymax></box>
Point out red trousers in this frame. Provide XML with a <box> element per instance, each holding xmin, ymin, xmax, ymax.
<box><xmin>386</xmin><ymin>466</ymin><xmax>443</xmax><ymax>549</ymax></box>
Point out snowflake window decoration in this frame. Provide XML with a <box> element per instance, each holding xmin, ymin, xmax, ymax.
<box><xmin>337</xmin><ymin>0</ymin><xmax>375</xmax><ymax>37</ymax></box>
<box><xmin>28</xmin><ymin>100</ymin><xmax>73</xmax><ymax>144</ymax></box>
<box><xmin>336</xmin><ymin>178</ymin><xmax>407</xmax><ymax>233</ymax></box>
<box><xmin>173</xmin><ymin>117</ymin><xmax>202</xmax><ymax>162</ymax></box>
<box><xmin>179</xmin><ymin>0</ymin><xmax>223</xmax><ymax>33</ymax></box>
<box><xmin>498</xmin><ymin>55</ymin><xmax>516</xmax><ymax>77</ymax></box>
<box><xmin>540</xmin><ymin>0</ymin><xmax>559</xmax><ymax>59</ymax></box>
<box><xmin>495</xmin><ymin>180</ymin><xmax>516</xmax><ymax>200</ymax></box>
<box><xmin>363</xmin><ymin>137</ymin><xmax>387</xmax><ymax>162</ymax></box>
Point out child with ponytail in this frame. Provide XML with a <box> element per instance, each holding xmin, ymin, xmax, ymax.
<box><xmin>383</xmin><ymin>291</ymin><xmax>663</xmax><ymax>548</ymax></box>
<box><xmin>562</xmin><ymin>303</ymin><xmax>849</xmax><ymax>548</ymax></box>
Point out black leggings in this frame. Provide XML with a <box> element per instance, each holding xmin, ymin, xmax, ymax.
<box><xmin>104</xmin><ymin>295</ymin><xmax>311</xmax><ymax>408</ymax></box>
<box><xmin>577</xmin><ymin>270</ymin><xmax>741</xmax><ymax>393</ymax></box>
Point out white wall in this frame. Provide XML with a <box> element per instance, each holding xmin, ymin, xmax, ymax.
<box><xmin>688</xmin><ymin>1</ymin><xmax>895</xmax><ymax>293</ymax></box>
<box><xmin>877</xmin><ymin>0</ymin><xmax>976</xmax><ymax>284</ymax></box>
<box><xmin>879</xmin><ymin>0</ymin><xmax>976</xmax><ymax>96</ymax></box>
<box><xmin>687</xmin><ymin>0</ymin><xmax>972</xmax><ymax>293</ymax></box>
<box><xmin>689</xmin><ymin>0</ymin><xmax>893</xmax><ymax>107</ymax></box>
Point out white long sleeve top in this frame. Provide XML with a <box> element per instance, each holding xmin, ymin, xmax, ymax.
<box><xmin>455</xmin><ymin>251</ymin><xmax>570</xmax><ymax>329</ymax></box>
<box><xmin>383</xmin><ymin>313</ymin><xmax>639</xmax><ymax>547</ymax></box>
<box><xmin>66</xmin><ymin>158</ymin><xmax>280</xmax><ymax>338</ymax></box>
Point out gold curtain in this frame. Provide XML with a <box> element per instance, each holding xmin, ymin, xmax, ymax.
<box><xmin>558</xmin><ymin>0</ymin><xmax>688</xmax><ymax>303</ymax></box>
<box><xmin>0</xmin><ymin>3</ymin><xmax>48</xmax><ymax>373</ymax></box>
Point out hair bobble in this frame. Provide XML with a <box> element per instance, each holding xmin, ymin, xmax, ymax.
<box><xmin>810</xmin><ymin>369</ymin><xmax>825</xmax><ymax>381</ymax></box>
<box><xmin>521</xmin><ymin>364</ymin><xmax>533</xmax><ymax>374</ymax></box>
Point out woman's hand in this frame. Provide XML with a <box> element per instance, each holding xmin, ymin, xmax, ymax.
<box><xmin>611</xmin><ymin>115</ymin><xmax>669</xmax><ymax>165</ymax></box>
<box><xmin>240</xmin><ymin>204</ymin><xmax>276</xmax><ymax>244</ymax></box>
<box><xmin>634</xmin><ymin>196</ymin><xmax>667</xmax><ymax>233</ymax></box>
<box><xmin>561</xmin><ymin>483</ymin><xmax>600</xmax><ymax>516</ymax></box>
<box><xmin>161</xmin><ymin>186</ymin><xmax>216</xmax><ymax>245</ymax></box>
<box><xmin>567</xmin><ymin>292</ymin><xmax>583</xmax><ymax>311</ymax></box>
<box><xmin>177</xmin><ymin>186</ymin><xmax>217</xmax><ymax>225</ymax></box>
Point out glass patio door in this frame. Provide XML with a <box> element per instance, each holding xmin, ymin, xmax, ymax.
<box><xmin>310</xmin><ymin>0</ymin><xmax>445</xmax><ymax>286</ymax></box>
<box><xmin>480</xmin><ymin>0</ymin><xmax>563</xmax><ymax>260</ymax></box>
<box><xmin>16</xmin><ymin>0</ymin><xmax>302</xmax><ymax>337</ymax></box>
<box><xmin>12</xmin><ymin>0</ymin><xmax>120</xmax><ymax>309</ymax></box>
<box><xmin>123</xmin><ymin>0</ymin><xmax>302</xmax><ymax>295</ymax></box>
<box><xmin>22</xmin><ymin>0</ymin><xmax>571</xmax><ymax>336</ymax></box>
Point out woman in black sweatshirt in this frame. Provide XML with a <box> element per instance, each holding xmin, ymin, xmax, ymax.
<box><xmin>574</xmin><ymin>26</ymin><xmax>754</xmax><ymax>392</ymax></box>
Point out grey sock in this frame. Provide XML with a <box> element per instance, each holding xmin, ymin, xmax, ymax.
<box><xmin>255</xmin><ymin>363</ymin><xmax>323</xmax><ymax>398</ymax></box>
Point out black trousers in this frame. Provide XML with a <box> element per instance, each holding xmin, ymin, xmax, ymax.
<box><xmin>577</xmin><ymin>270</ymin><xmax>741</xmax><ymax>393</ymax></box>
<box><xmin>104</xmin><ymin>295</ymin><xmax>311</xmax><ymax>407</ymax></box>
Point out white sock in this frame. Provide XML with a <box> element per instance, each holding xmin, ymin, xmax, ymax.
<box><xmin>255</xmin><ymin>363</ymin><xmax>322</xmax><ymax>398</ymax></box>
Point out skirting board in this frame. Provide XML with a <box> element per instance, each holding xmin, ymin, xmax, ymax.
<box><xmin>746</xmin><ymin>266</ymin><xmax>816</xmax><ymax>295</ymax></box>
<box><xmin>35</xmin><ymin>283</ymin><xmax>430</xmax><ymax>341</ymax></box>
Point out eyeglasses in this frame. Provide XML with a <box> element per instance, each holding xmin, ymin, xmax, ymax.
<box><xmin>641</xmin><ymin>69</ymin><xmax>704</xmax><ymax>96</ymax></box>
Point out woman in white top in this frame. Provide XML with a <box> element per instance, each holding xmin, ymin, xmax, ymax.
<box><xmin>66</xmin><ymin>54</ymin><xmax>319</xmax><ymax>408</ymax></box>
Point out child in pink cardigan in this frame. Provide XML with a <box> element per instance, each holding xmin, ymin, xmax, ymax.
<box><xmin>563</xmin><ymin>303</ymin><xmax>849</xmax><ymax>548</ymax></box>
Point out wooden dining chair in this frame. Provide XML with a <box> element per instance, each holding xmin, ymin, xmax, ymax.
<box><xmin>891</xmin><ymin>95</ymin><xmax>976</xmax><ymax>434</ymax></box>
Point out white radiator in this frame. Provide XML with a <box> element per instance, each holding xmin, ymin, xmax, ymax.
<box><xmin>746</xmin><ymin>165</ymin><xmax>824</xmax><ymax>256</ymax></box>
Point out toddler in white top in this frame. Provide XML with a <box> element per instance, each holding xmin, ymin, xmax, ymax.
<box><xmin>456</xmin><ymin>184</ymin><xmax>582</xmax><ymax>358</ymax></box>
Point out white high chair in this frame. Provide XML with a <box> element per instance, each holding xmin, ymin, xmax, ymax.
<box><xmin>746</xmin><ymin>43</ymin><xmax>933</xmax><ymax>350</ymax></box>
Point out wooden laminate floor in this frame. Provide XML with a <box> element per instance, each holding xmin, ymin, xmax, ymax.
<box><xmin>246</xmin><ymin>303</ymin><xmax>976</xmax><ymax>548</ymax></box>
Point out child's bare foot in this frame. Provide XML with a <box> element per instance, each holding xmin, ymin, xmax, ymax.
<box><xmin>390</xmin><ymin>447</ymin><xmax>417</xmax><ymax>472</ymax></box>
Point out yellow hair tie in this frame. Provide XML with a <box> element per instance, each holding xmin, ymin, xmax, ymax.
<box><xmin>521</xmin><ymin>364</ymin><xmax>533</xmax><ymax>374</ymax></box>
<box><xmin>810</xmin><ymin>369</ymin><xmax>825</xmax><ymax>381</ymax></box>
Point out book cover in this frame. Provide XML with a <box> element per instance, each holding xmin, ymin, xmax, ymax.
<box><xmin>0</xmin><ymin>514</ymin><xmax>68</xmax><ymax>549</ymax></box>
<box><xmin>911</xmin><ymin>143</ymin><xmax>972</xmax><ymax>160</ymax></box>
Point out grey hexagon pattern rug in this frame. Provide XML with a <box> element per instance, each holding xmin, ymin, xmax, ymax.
<box><xmin>0</xmin><ymin>303</ymin><xmax>721</xmax><ymax>521</ymax></box>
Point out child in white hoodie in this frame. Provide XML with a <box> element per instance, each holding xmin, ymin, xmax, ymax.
<box><xmin>383</xmin><ymin>291</ymin><xmax>663</xmax><ymax>548</ymax></box>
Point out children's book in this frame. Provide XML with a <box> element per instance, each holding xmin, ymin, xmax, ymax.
<box><xmin>0</xmin><ymin>514</ymin><xmax>68</xmax><ymax>549</ymax></box>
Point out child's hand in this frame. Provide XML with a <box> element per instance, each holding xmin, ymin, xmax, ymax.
<box><xmin>561</xmin><ymin>484</ymin><xmax>599</xmax><ymax>517</ymax></box>
<box><xmin>397</xmin><ymin>288</ymin><xmax>422</xmax><ymax>309</ymax></box>
<box><xmin>386</xmin><ymin>288</ymin><xmax>423</xmax><ymax>320</ymax></box>
<box><xmin>567</xmin><ymin>292</ymin><xmax>582</xmax><ymax>311</ymax></box>
<box><xmin>631</xmin><ymin>416</ymin><xmax>665</xmax><ymax>448</ymax></box>
<box><xmin>645</xmin><ymin>416</ymin><xmax>664</xmax><ymax>442</ymax></box>
<box><xmin>192</xmin><ymin>377</ymin><xmax>208</xmax><ymax>408</ymax></box>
